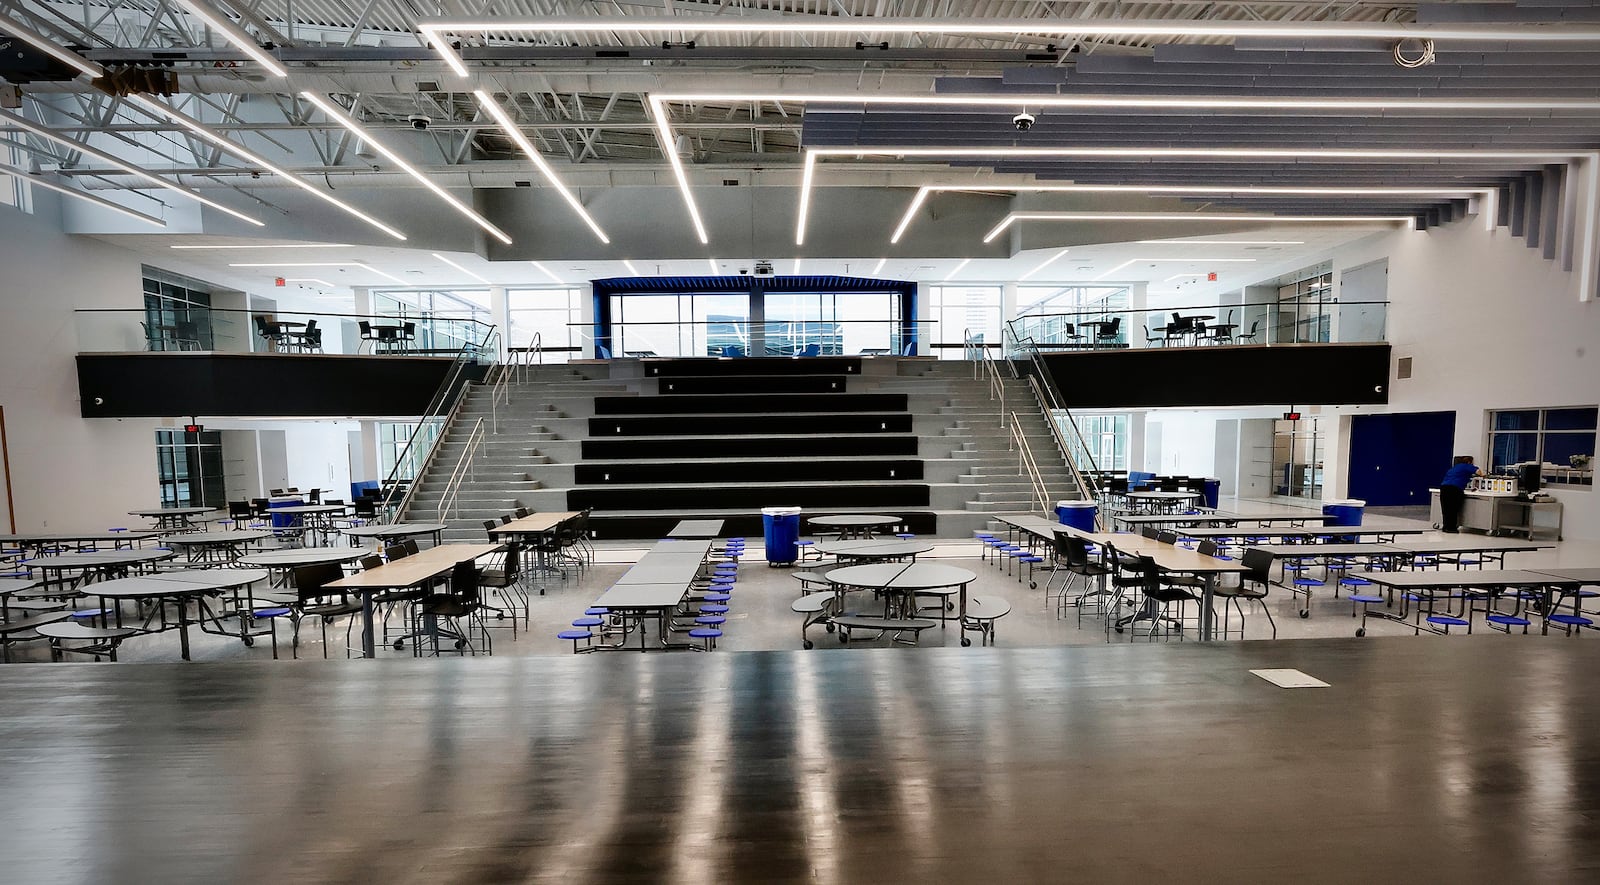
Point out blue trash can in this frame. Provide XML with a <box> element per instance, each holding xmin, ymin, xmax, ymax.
<box><xmin>762</xmin><ymin>506</ymin><xmax>802</xmax><ymax>566</ymax></box>
<box><xmin>268</xmin><ymin>495</ymin><xmax>304</xmax><ymax>529</ymax></box>
<box><xmin>1201</xmin><ymin>479</ymin><xmax>1221</xmax><ymax>510</ymax></box>
<box><xmin>1322</xmin><ymin>499</ymin><xmax>1366</xmax><ymax>527</ymax></box>
<box><xmin>1056</xmin><ymin>500</ymin><xmax>1098</xmax><ymax>532</ymax></box>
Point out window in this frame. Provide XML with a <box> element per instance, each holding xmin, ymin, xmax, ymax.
<box><xmin>1488</xmin><ymin>406</ymin><xmax>1596</xmax><ymax>487</ymax></box>
<box><xmin>508</xmin><ymin>287</ymin><xmax>583</xmax><ymax>362</ymax></box>
<box><xmin>155</xmin><ymin>429</ymin><xmax>224</xmax><ymax>507</ymax></box>
<box><xmin>372</xmin><ymin>289</ymin><xmax>492</xmax><ymax>353</ymax></box>
<box><xmin>1</xmin><ymin>143</ymin><xmax>31</xmax><ymax>212</ymax></box>
<box><xmin>928</xmin><ymin>285</ymin><xmax>1001</xmax><ymax>359</ymax></box>
<box><xmin>1066</xmin><ymin>413</ymin><xmax>1129</xmax><ymax>471</ymax></box>
<box><xmin>141</xmin><ymin>269</ymin><xmax>214</xmax><ymax>351</ymax></box>
<box><xmin>378</xmin><ymin>421</ymin><xmax>441</xmax><ymax>480</ymax></box>
<box><xmin>1015</xmin><ymin>285</ymin><xmax>1131</xmax><ymax>348</ymax></box>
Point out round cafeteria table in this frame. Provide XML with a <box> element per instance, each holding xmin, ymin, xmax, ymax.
<box><xmin>341</xmin><ymin>522</ymin><xmax>449</xmax><ymax>548</ymax></box>
<box><xmin>160</xmin><ymin>530</ymin><xmax>274</xmax><ymax>564</ymax></box>
<box><xmin>814</xmin><ymin>538</ymin><xmax>933</xmax><ymax>563</ymax></box>
<box><xmin>808</xmin><ymin>514</ymin><xmax>900</xmax><ymax>540</ymax></box>
<box><xmin>26</xmin><ymin>549</ymin><xmax>176</xmax><ymax>589</ymax></box>
<box><xmin>129</xmin><ymin>507</ymin><xmax>217</xmax><ymax>531</ymax></box>
<box><xmin>89</xmin><ymin>568</ymin><xmax>270</xmax><ymax>660</ymax></box>
<box><xmin>825</xmin><ymin>562</ymin><xmax>978</xmax><ymax>625</ymax></box>
<box><xmin>238</xmin><ymin>547</ymin><xmax>371</xmax><ymax>586</ymax></box>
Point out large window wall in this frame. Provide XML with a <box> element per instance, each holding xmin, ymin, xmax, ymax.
<box><xmin>372</xmin><ymin>288</ymin><xmax>490</xmax><ymax>353</ymax></box>
<box><xmin>607</xmin><ymin>289</ymin><xmax>901</xmax><ymax>357</ymax></box>
<box><xmin>155</xmin><ymin>428</ymin><xmax>224</xmax><ymax>507</ymax></box>
<box><xmin>142</xmin><ymin>268</ymin><xmax>215</xmax><ymax>351</ymax></box>
<box><xmin>508</xmin><ymin>287</ymin><xmax>583</xmax><ymax>361</ymax></box>
<box><xmin>1488</xmin><ymin>407</ymin><xmax>1597</xmax><ymax>487</ymax></box>
<box><xmin>928</xmin><ymin>285</ymin><xmax>1002</xmax><ymax>359</ymax></box>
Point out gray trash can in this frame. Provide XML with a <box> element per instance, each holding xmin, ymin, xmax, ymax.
<box><xmin>762</xmin><ymin>506</ymin><xmax>802</xmax><ymax>566</ymax></box>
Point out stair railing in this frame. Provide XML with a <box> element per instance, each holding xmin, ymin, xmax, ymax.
<box><xmin>968</xmin><ymin>328</ymin><xmax>1005</xmax><ymax>428</ymax></box>
<box><xmin>380</xmin><ymin>326</ymin><xmax>499</xmax><ymax>523</ymax></box>
<box><xmin>1009</xmin><ymin>330</ymin><xmax>1108</xmax><ymax>528</ymax></box>
<box><xmin>489</xmin><ymin>348</ymin><xmax>513</xmax><ymax>434</ymax></box>
<box><xmin>1009</xmin><ymin>411</ymin><xmax>1053</xmax><ymax>514</ymax></box>
<box><xmin>438</xmin><ymin>418</ymin><xmax>486</xmax><ymax>521</ymax></box>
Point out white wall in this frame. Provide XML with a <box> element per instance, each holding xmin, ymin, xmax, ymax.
<box><xmin>1331</xmin><ymin>220</ymin><xmax>1600</xmax><ymax>538</ymax></box>
<box><xmin>1145</xmin><ymin>411</ymin><xmax>1220</xmax><ymax>478</ymax></box>
<box><xmin>0</xmin><ymin>197</ymin><xmax>159</xmax><ymax>531</ymax></box>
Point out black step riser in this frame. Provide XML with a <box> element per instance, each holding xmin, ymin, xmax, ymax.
<box><xmin>582</xmin><ymin>436</ymin><xmax>920</xmax><ymax>460</ymax></box>
<box><xmin>594</xmin><ymin>393</ymin><xmax>906</xmax><ymax>415</ymax></box>
<box><xmin>643</xmin><ymin>357</ymin><xmax>863</xmax><ymax>378</ymax></box>
<box><xmin>586</xmin><ymin>511</ymin><xmax>940</xmax><ymax>541</ymax></box>
<box><xmin>569</xmin><ymin>485</ymin><xmax>931</xmax><ymax>510</ymax></box>
<box><xmin>588</xmin><ymin>414</ymin><xmax>913</xmax><ymax>436</ymax></box>
<box><xmin>659</xmin><ymin>376</ymin><xmax>848</xmax><ymax>395</ymax></box>
<box><xmin>574</xmin><ymin>460</ymin><xmax>923</xmax><ymax>485</ymax></box>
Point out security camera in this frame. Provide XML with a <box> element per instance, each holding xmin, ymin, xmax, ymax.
<box><xmin>1012</xmin><ymin>112</ymin><xmax>1036</xmax><ymax>132</ymax></box>
<box><xmin>407</xmin><ymin>114</ymin><xmax>431</xmax><ymax>131</ymax></box>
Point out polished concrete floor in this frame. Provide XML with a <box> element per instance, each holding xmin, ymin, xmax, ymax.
<box><xmin>1</xmin><ymin>638</ymin><xmax>1597</xmax><ymax>883</ymax></box>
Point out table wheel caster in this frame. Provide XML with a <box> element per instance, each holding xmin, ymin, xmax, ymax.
<box><xmin>839</xmin><ymin>632</ymin><xmax>849</xmax><ymax>644</ymax></box>
<box><xmin>393</xmin><ymin>640</ymin><xmax>405</xmax><ymax>651</ymax></box>
<box><xmin>496</xmin><ymin>612</ymin><xmax>506</xmax><ymax>620</ymax></box>
<box><xmin>242</xmin><ymin>636</ymin><xmax>254</xmax><ymax>647</ymax></box>
<box><xmin>960</xmin><ymin>637</ymin><xmax>972</xmax><ymax>647</ymax></box>
<box><xmin>802</xmin><ymin>640</ymin><xmax>814</xmax><ymax>650</ymax></box>
<box><xmin>1029</xmin><ymin>581</ymin><xmax>1037</xmax><ymax>590</ymax></box>
<box><xmin>825</xmin><ymin>623</ymin><xmax>835</xmax><ymax>633</ymax></box>
<box><xmin>539</xmin><ymin>588</ymin><xmax>546</xmax><ymax>596</ymax></box>
<box><xmin>947</xmin><ymin>602</ymin><xmax>955</xmax><ymax>611</ymax></box>
<box><xmin>1300</xmin><ymin>610</ymin><xmax>1310</xmax><ymax>619</ymax></box>
<box><xmin>455</xmin><ymin>639</ymin><xmax>467</xmax><ymax>650</ymax></box>
<box><xmin>1356</xmin><ymin>628</ymin><xmax>1366</xmax><ymax>637</ymax></box>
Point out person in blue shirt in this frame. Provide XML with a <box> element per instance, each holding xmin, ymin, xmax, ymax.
<box><xmin>1438</xmin><ymin>455</ymin><xmax>1482</xmax><ymax>533</ymax></box>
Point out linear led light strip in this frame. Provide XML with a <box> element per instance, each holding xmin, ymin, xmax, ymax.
<box><xmin>0</xmin><ymin>159</ymin><xmax>164</xmax><ymax>226</ymax></box>
<box><xmin>418</xmin><ymin>17</ymin><xmax>1600</xmax><ymax>78</ymax></box>
<box><xmin>128</xmin><ymin>95</ymin><xmax>407</xmax><ymax>241</ymax></box>
<box><xmin>942</xmin><ymin>258</ymin><xmax>971</xmax><ymax>281</ymax></box>
<box><xmin>474</xmin><ymin>90</ymin><xmax>609</xmax><ymax>244</ymax></box>
<box><xmin>892</xmin><ymin>184</ymin><xmax>1495</xmax><ymax>243</ymax></box>
<box><xmin>991</xmin><ymin>212</ymin><xmax>1414</xmax><ymax>244</ymax></box>
<box><xmin>0</xmin><ymin>14</ymin><xmax>103</xmax><ymax>77</ymax></box>
<box><xmin>1019</xmin><ymin>248</ymin><xmax>1069</xmax><ymax>281</ymax></box>
<box><xmin>433</xmin><ymin>252</ymin><xmax>491</xmax><ymax>284</ymax></box>
<box><xmin>284</xmin><ymin>277</ymin><xmax>336</xmax><ymax>287</ymax></box>
<box><xmin>0</xmin><ymin>106</ymin><xmax>263</xmax><ymax>227</ymax></box>
<box><xmin>171</xmin><ymin>242</ymin><xmax>353</xmax><ymax>249</ymax></box>
<box><xmin>229</xmin><ymin>262</ymin><xmax>407</xmax><ymax>284</ymax></box>
<box><xmin>804</xmin><ymin>146</ymin><xmax>1573</xmax><ymax>245</ymax></box>
<box><xmin>528</xmin><ymin>261</ymin><xmax>564</xmax><ymax>284</ymax></box>
<box><xmin>641</xmin><ymin>91</ymin><xmax>1590</xmax><ymax>244</ymax></box>
<box><xmin>300</xmin><ymin>92</ymin><xmax>513</xmax><ymax>245</ymax></box>
<box><xmin>1094</xmin><ymin>257</ymin><xmax>1258</xmax><ymax>282</ymax></box>
<box><xmin>173</xmin><ymin>0</ymin><xmax>286</xmax><ymax>77</ymax></box>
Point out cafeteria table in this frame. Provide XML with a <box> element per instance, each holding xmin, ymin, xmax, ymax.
<box><xmin>808</xmin><ymin>514</ymin><xmax>900</xmax><ymax>540</ymax></box>
<box><xmin>489</xmin><ymin>512</ymin><xmax>581</xmax><ymax>582</ymax></box>
<box><xmin>159</xmin><ymin>529</ymin><xmax>273</xmax><ymax>564</ymax></box>
<box><xmin>341</xmin><ymin>522</ymin><xmax>449</xmax><ymax>548</ymax></box>
<box><xmin>268</xmin><ymin>504</ymin><xmax>349</xmax><ymax>546</ymax></box>
<box><xmin>1114</xmin><ymin>512</ymin><xmax>1331</xmax><ymax>530</ymax></box>
<box><xmin>825</xmin><ymin>561</ymin><xmax>978</xmax><ymax>632</ymax></box>
<box><xmin>238</xmin><ymin>546</ymin><xmax>372</xmax><ymax>586</ymax></box>
<box><xmin>815</xmin><ymin>538</ymin><xmax>933</xmax><ymax>563</ymax></box>
<box><xmin>1124</xmin><ymin>491</ymin><xmax>1203</xmax><ymax>513</ymax></box>
<box><xmin>26</xmin><ymin>549</ymin><xmax>176</xmax><ymax>590</ymax></box>
<box><xmin>1082</xmin><ymin>532</ymin><xmax>1248</xmax><ymax>641</ymax></box>
<box><xmin>326</xmin><ymin>543</ymin><xmax>502</xmax><ymax>657</ymax></box>
<box><xmin>0</xmin><ymin>530</ymin><xmax>161</xmax><ymax>552</ymax></box>
<box><xmin>667</xmin><ymin>519</ymin><xmax>725</xmax><ymax>539</ymax></box>
<box><xmin>128</xmin><ymin>507</ymin><xmax>217</xmax><ymax>531</ymax></box>
<box><xmin>1346</xmin><ymin>569</ymin><xmax>1584</xmax><ymax>636</ymax></box>
<box><xmin>89</xmin><ymin>568</ymin><xmax>270</xmax><ymax>660</ymax></box>
<box><xmin>0</xmin><ymin>575</ymin><xmax>42</xmax><ymax>620</ymax></box>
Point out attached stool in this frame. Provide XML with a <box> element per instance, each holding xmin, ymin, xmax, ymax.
<box><xmin>687</xmin><ymin>627</ymin><xmax>722</xmax><ymax>651</ymax></box>
<box><xmin>250</xmin><ymin>607</ymin><xmax>294</xmax><ymax>659</ymax></box>
<box><xmin>556</xmin><ymin>629</ymin><xmax>595</xmax><ymax>652</ymax></box>
<box><xmin>1420</xmin><ymin>614</ymin><xmax>1471</xmax><ymax>635</ymax></box>
<box><xmin>1548</xmin><ymin>613</ymin><xmax>1594</xmax><ymax>636</ymax></box>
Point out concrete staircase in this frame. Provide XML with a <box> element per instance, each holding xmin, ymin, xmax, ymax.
<box><xmin>400</xmin><ymin>357</ymin><xmax>1083</xmax><ymax>541</ymax></box>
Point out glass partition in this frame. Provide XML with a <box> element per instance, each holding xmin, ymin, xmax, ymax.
<box><xmin>76</xmin><ymin>307</ymin><xmax>497</xmax><ymax>357</ymax></box>
<box><xmin>1006</xmin><ymin>299</ymin><xmax>1388</xmax><ymax>356</ymax></box>
<box><xmin>594</xmin><ymin>319</ymin><xmax>930</xmax><ymax>358</ymax></box>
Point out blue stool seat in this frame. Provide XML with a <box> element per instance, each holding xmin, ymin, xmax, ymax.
<box><xmin>585</xmin><ymin>607</ymin><xmax>610</xmax><ymax>616</ymax></box>
<box><xmin>710</xmin><ymin>575</ymin><xmax>736</xmax><ymax>584</ymax></box>
<box><xmin>571</xmin><ymin>616</ymin><xmax>604</xmax><ymax>628</ymax></box>
<box><xmin>69</xmin><ymin>609</ymin><xmax>107</xmax><ymax>621</ymax></box>
<box><xmin>1486</xmin><ymin>613</ymin><xmax>1531</xmax><ymax>627</ymax></box>
<box><xmin>556</xmin><ymin>629</ymin><xmax>593</xmax><ymax>651</ymax></box>
<box><xmin>895</xmin><ymin>533</ymin><xmax>915</xmax><ymax>539</ymax></box>
<box><xmin>695</xmin><ymin>615</ymin><xmax>726</xmax><ymax>626</ymax></box>
<box><xmin>1340</xmin><ymin>577</ymin><xmax>1373</xmax><ymax>587</ymax></box>
<box><xmin>1549</xmin><ymin>614</ymin><xmax>1594</xmax><ymax>628</ymax></box>
<box><xmin>1426</xmin><ymin>615</ymin><xmax>1469</xmax><ymax>628</ymax></box>
<box><xmin>699</xmin><ymin>604</ymin><xmax>729</xmax><ymax>615</ymax></box>
<box><xmin>688</xmin><ymin>627</ymin><xmax>722</xmax><ymax>649</ymax></box>
<box><xmin>1292</xmin><ymin>578</ymin><xmax>1325</xmax><ymax>587</ymax></box>
<box><xmin>702</xmin><ymin>592</ymin><xmax>731</xmax><ymax>603</ymax></box>
<box><xmin>253</xmin><ymin>607</ymin><xmax>291</xmax><ymax>618</ymax></box>
<box><xmin>1349</xmin><ymin>594</ymin><xmax>1385</xmax><ymax>606</ymax></box>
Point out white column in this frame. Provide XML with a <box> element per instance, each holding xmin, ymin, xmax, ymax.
<box><xmin>580</xmin><ymin>282</ymin><xmax>596</xmax><ymax>358</ymax></box>
<box><xmin>1000</xmin><ymin>281</ymin><xmax>1018</xmax><ymax>350</ymax></box>
<box><xmin>490</xmin><ymin>285</ymin><xmax>509</xmax><ymax>360</ymax></box>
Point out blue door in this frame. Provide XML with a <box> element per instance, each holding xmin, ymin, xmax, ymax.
<box><xmin>1347</xmin><ymin>411</ymin><xmax>1456</xmax><ymax>506</ymax></box>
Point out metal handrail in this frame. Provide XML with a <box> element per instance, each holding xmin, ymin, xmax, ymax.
<box><xmin>438</xmin><ymin>418</ymin><xmax>487</xmax><ymax>521</ymax></box>
<box><xmin>379</xmin><ymin>326</ymin><xmax>498</xmax><ymax>522</ymax></box>
<box><xmin>968</xmin><ymin>328</ymin><xmax>1005</xmax><ymax>427</ymax></box>
<box><xmin>489</xmin><ymin>347</ymin><xmax>514</xmax><ymax>434</ymax></box>
<box><xmin>1011</xmin><ymin>333</ymin><xmax>1107</xmax><ymax>528</ymax></box>
<box><xmin>1009</xmin><ymin>412</ymin><xmax>1052</xmax><ymax>514</ymax></box>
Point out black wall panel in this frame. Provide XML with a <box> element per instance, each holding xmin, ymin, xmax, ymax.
<box><xmin>1035</xmin><ymin>344</ymin><xmax>1391</xmax><ymax>409</ymax></box>
<box><xmin>76</xmin><ymin>354</ymin><xmax>470</xmax><ymax>418</ymax></box>
<box><xmin>594</xmin><ymin>392</ymin><xmax>906</xmax><ymax>415</ymax></box>
<box><xmin>582</xmin><ymin>434</ymin><xmax>920</xmax><ymax>461</ymax></box>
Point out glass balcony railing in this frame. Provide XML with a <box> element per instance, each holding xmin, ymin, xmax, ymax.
<box><xmin>1007</xmin><ymin>299</ymin><xmax>1388</xmax><ymax>355</ymax></box>
<box><xmin>75</xmin><ymin>308</ymin><xmax>498</xmax><ymax>357</ymax></box>
<box><xmin>585</xmin><ymin>319</ymin><xmax>937</xmax><ymax>358</ymax></box>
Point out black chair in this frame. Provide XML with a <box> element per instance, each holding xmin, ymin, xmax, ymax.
<box><xmin>383</xmin><ymin>543</ymin><xmax>409</xmax><ymax>560</ymax></box>
<box><xmin>358</xmin><ymin>320</ymin><xmax>377</xmax><ymax>353</ymax></box>
<box><xmin>1093</xmin><ymin>316</ymin><xmax>1122</xmax><ymax>348</ymax></box>
<box><xmin>292</xmin><ymin>562</ymin><xmax>361</xmax><ymax>658</ymax></box>
<box><xmin>482</xmin><ymin>519</ymin><xmax>500</xmax><ymax>537</ymax></box>
<box><xmin>1235</xmin><ymin>320</ymin><xmax>1261</xmax><ymax>344</ymax></box>
<box><xmin>227</xmin><ymin>500</ymin><xmax>254</xmax><ymax>529</ymax></box>
<box><xmin>398</xmin><ymin>321</ymin><xmax>417</xmax><ymax>351</ymax></box>
<box><xmin>1207</xmin><ymin>309</ymin><xmax>1239</xmax><ymax>344</ymax></box>
<box><xmin>1054</xmin><ymin>535</ymin><xmax>1113</xmax><ymax>624</ymax></box>
<box><xmin>1217</xmin><ymin>548</ymin><xmax>1279</xmax><ymax>639</ymax></box>
<box><xmin>253</xmin><ymin>315</ymin><xmax>285</xmax><ymax>350</ymax></box>
<box><xmin>413</xmin><ymin>560</ymin><xmax>488</xmax><ymax>656</ymax></box>
<box><xmin>173</xmin><ymin>320</ymin><xmax>202</xmax><ymax>351</ymax></box>
<box><xmin>1155</xmin><ymin>529</ymin><xmax>1179</xmax><ymax>545</ymax></box>
<box><xmin>1131</xmin><ymin>556</ymin><xmax>1199</xmax><ymax>640</ymax></box>
<box><xmin>1140</xmin><ymin>526</ymin><xmax>1161</xmax><ymax>540</ymax></box>
<box><xmin>479</xmin><ymin>541</ymin><xmax>528</xmax><ymax>633</ymax></box>
<box><xmin>250</xmin><ymin>498</ymin><xmax>271</xmax><ymax>519</ymax></box>
<box><xmin>514</xmin><ymin>507</ymin><xmax>531</xmax><ymax>518</ymax></box>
